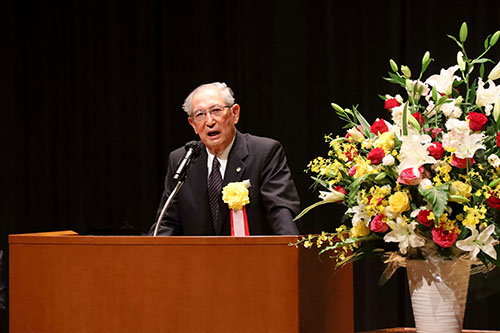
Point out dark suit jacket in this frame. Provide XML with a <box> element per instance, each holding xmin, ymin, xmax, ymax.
<box><xmin>150</xmin><ymin>131</ymin><xmax>300</xmax><ymax>235</ymax></box>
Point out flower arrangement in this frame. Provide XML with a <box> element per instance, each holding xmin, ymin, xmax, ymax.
<box><xmin>295</xmin><ymin>23</ymin><xmax>500</xmax><ymax>279</ymax></box>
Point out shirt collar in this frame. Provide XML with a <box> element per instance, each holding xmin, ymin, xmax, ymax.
<box><xmin>206</xmin><ymin>135</ymin><xmax>235</xmax><ymax>161</ymax></box>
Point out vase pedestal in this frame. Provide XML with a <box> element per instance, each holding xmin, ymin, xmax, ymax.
<box><xmin>406</xmin><ymin>259</ymin><xmax>471</xmax><ymax>333</ymax></box>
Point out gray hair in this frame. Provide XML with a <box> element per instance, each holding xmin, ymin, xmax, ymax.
<box><xmin>182</xmin><ymin>82</ymin><xmax>235</xmax><ymax>116</ymax></box>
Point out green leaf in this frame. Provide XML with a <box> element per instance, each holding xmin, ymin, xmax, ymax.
<box><xmin>419</xmin><ymin>184</ymin><xmax>450</xmax><ymax>220</ymax></box>
<box><xmin>437</xmin><ymin>95</ymin><xmax>449</xmax><ymax>106</ymax></box>
<box><xmin>310</xmin><ymin>176</ymin><xmax>330</xmax><ymax>190</ymax></box>
<box><xmin>402</xmin><ymin>101</ymin><xmax>409</xmax><ymax>136</ymax></box>
<box><xmin>432</xmin><ymin>85</ymin><xmax>438</xmax><ymax>102</ymax></box>
<box><xmin>408</xmin><ymin>113</ymin><xmax>421</xmax><ymax>132</ymax></box>
<box><xmin>491</xmin><ymin>31</ymin><xmax>500</xmax><ymax>46</ymax></box>
<box><xmin>459</xmin><ymin>22</ymin><xmax>468</xmax><ymax>43</ymax></box>
<box><xmin>480</xmin><ymin>63</ymin><xmax>485</xmax><ymax>80</ymax></box>
<box><xmin>471</xmin><ymin>58</ymin><xmax>492</xmax><ymax>65</ymax></box>
<box><xmin>447</xmin><ymin>34</ymin><xmax>463</xmax><ymax>48</ymax></box>
<box><xmin>469</xmin><ymin>79</ymin><xmax>478</xmax><ymax>105</ymax></box>
<box><xmin>347</xmin><ymin>174</ymin><xmax>369</xmax><ymax>206</ymax></box>
<box><xmin>384</xmin><ymin>72</ymin><xmax>406</xmax><ymax>87</ymax></box>
<box><xmin>352</xmin><ymin>106</ymin><xmax>373</xmax><ymax>138</ymax></box>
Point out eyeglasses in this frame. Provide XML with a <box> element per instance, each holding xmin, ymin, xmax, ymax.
<box><xmin>191</xmin><ymin>105</ymin><xmax>232</xmax><ymax>122</ymax></box>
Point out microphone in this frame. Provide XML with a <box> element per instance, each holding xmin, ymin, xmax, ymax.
<box><xmin>153</xmin><ymin>140</ymin><xmax>203</xmax><ymax>236</ymax></box>
<box><xmin>173</xmin><ymin>140</ymin><xmax>203</xmax><ymax>181</ymax></box>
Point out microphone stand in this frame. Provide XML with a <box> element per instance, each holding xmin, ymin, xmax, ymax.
<box><xmin>152</xmin><ymin>140</ymin><xmax>202</xmax><ymax>237</ymax></box>
<box><xmin>152</xmin><ymin>179</ymin><xmax>185</xmax><ymax>237</ymax></box>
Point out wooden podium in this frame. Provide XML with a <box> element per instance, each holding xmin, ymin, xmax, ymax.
<box><xmin>10</xmin><ymin>231</ymin><xmax>353</xmax><ymax>332</ymax></box>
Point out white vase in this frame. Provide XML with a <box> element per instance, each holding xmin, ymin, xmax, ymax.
<box><xmin>406</xmin><ymin>259</ymin><xmax>471</xmax><ymax>333</ymax></box>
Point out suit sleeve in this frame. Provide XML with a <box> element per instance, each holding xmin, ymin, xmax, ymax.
<box><xmin>259</xmin><ymin>142</ymin><xmax>300</xmax><ymax>235</ymax></box>
<box><xmin>147</xmin><ymin>152</ymin><xmax>183</xmax><ymax>236</ymax></box>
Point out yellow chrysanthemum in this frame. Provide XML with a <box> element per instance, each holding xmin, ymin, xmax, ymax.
<box><xmin>222</xmin><ymin>181</ymin><xmax>250</xmax><ymax>210</ymax></box>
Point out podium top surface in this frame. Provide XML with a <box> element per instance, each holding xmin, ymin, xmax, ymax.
<box><xmin>9</xmin><ymin>230</ymin><xmax>299</xmax><ymax>246</ymax></box>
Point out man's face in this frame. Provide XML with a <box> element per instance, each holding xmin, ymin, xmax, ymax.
<box><xmin>188</xmin><ymin>86</ymin><xmax>240</xmax><ymax>155</ymax></box>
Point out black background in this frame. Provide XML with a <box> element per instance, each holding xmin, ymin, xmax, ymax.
<box><xmin>3</xmin><ymin>0</ymin><xmax>500</xmax><ymax>331</ymax></box>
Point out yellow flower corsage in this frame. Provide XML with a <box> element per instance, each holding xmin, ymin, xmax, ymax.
<box><xmin>222</xmin><ymin>180</ymin><xmax>251</xmax><ymax>211</ymax></box>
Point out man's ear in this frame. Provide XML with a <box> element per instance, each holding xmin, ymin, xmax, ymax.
<box><xmin>231</xmin><ymin>104</ymin><xmax>240</xmax><ymax>124</ymax></box>
<box><xmin>188</xmin><ymin>116</ymin><xmax>199</xmax><ymax>134</ymax></box>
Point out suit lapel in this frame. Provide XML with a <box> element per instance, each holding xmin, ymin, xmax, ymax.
<box><xmin>223</xmin><ymin>131</ymin><xmax>248</xmax><ymax>185</ymax></box>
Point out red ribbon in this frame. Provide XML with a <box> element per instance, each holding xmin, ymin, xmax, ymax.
<box><xmin>230</xmin><ymin>206</ymin><xmax>249</xmax><ymax>236</ymax></box>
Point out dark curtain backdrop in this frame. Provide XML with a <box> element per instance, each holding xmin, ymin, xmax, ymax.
<box><xmin>4</xmin><ymin>0</ymin><xmax>500</xmax><ymax>331</ymax></box>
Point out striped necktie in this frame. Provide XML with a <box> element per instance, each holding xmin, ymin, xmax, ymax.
<box><xmin>208</xmin><ymin>157</ymin><xmax>223</xmax><ymax>234</ymax></box>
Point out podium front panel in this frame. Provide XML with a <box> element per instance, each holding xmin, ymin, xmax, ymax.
<box><xmin>10</xmin><ymin>231</ymin><xmax>353</xmax><ymax>332</ymax></box>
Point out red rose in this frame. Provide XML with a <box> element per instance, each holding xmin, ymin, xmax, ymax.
<box><xmin>412</xmin><ymin>112</ymin><xmax>425</xmax><ymax>125</ymax></box>
<box><xmin>496</xmin><ymin>131</ymin><xmax>500</xmax><ymax>148</ymax></box>
<box><xmin>417</xmin><ymin>209</ymin><xmax>433</xmax><ymax>227</ymax></box>
<box><xmin>425</xmin><ymin>128</ymin><xmax>442</xmax><ymax>139</ymax></box>
<box><xmin>334</xmin><ymin>186</ymin><xmax>347</xmax><ymax>195</ymax></box>
<box><xmin>367</xmin><ymin>147</ymin><xmax>385</xmax><ymax>165</ymax></box>
<box><xmin>451</xmin><ymin>155</ymin><xmax>475</xmax><ymax>169</ymax></box>
<box><xmin>428</xmin><ymin>142</ymin><xmax>445</xmax><ymax>159</ymax></box>
<box><xmin>370</xmin><ymin>119</ymin><xmax>389</xmax><ymax>135</ymax></box>
<box><xmin>370</xmin><ymin>214</ymin><xmax>389</xmax><ymax>233</ymax></box>
<box><xmin>487</xmin><ymin>193</ymin><xmax>500</xmax><ymax>209</ymax></box>
<box><xmin>348</xmin><ymin>166</ymin><xmax>357</xmax><ymax>177</ymax></box>
<box><xmin>384</xmin><ymin>98</ymin><xmax>401</xmax><ymax>111</ymax></box>
<box><xmin>397</xmin><ymin>167</ymin><xmax>423</xmax><ymax>185</ymax></box>
<box><xmin>344</xmin><ymin>149</ymin><xmax>358</xmax><ymax>161</ymax></box>
<box><xmin>432</xmin><ymin>227</ymin><xmax>459</xmax><ymax>248</ymax></box>
<box><xmin>467</xmin><ymin>112</ymin><xmax>488</xmax><ymax>131</ymax></box>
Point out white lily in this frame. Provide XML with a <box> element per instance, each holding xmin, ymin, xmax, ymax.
<box><xmin>441</xmin><ymin>97</ymin><xmax>463</xmax><ymax>119</ymax></box>
<box><xmin>346</xmin><ymin>204</ymin><xmax>371</xmax><ymax>227</ymax></box>
<box><xmin>347</xmin><ymin>126</ymin><xmax>365</xmax><ymax>142</ymax></box>
<box><xmin>494</xmin><ymin>96</ymin><xmax>500</xmax><ymax>122</ymax></box>
<box><xmin>397</xmin><ymin>134</ymin><xmax>436</xmax><ymax>172</ymax></box>
<box><xmin>454</xmin><ymin>133</ymin><xmax>485</xmax><ymax>159</ymax></box>
<box><xmin>488</xmin><ymin>60</ymin><xmax>500</xmax><ymax>81</ymax></box>
<box><xmin>319</xmin><ymin>189</ymin><xmax>345</xmax><ymax>202</ymax></box>
<box><xmin>457</xmin><ymin>51</ymin><xmax>466</xmax><ymax>71</ymax></box>
<box><xmin>456</xmin><ymin>224</ymin><xmax>498</xmax><ymax>260</ymax></box>
<box><xmin>442</xmin><ymin>119</ymin><xmax>485</xmax><ymax>159</ymax></box>
<box><xmin>476</xmin><ymin>78</ymin><xmax>500</xmax><ymax>115</ymax></box>
<box><xmin>425</xmin><ymin>65</ymin><xmax>460</xmax><ymax>95</ymax></box>
<box><xmin>406</xmin><ymin>80</ymin><xmax>430</xmax><ymax>97</ymax></box>
<box><xmin>384</xmin><ymin>220</ymin><xmax>425</xmax><ymax>255</ymax></box>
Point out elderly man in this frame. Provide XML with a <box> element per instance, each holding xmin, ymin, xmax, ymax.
<box><xmin>150</xmin><ymin>82</ymin><xmax>300</xmax><ymax>236</ymax></box>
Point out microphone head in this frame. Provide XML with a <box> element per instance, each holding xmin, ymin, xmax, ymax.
<box><xmin>185</xmin><ymin>140</ymin><xmax>203</xmax><ymax>157</ymax></box>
